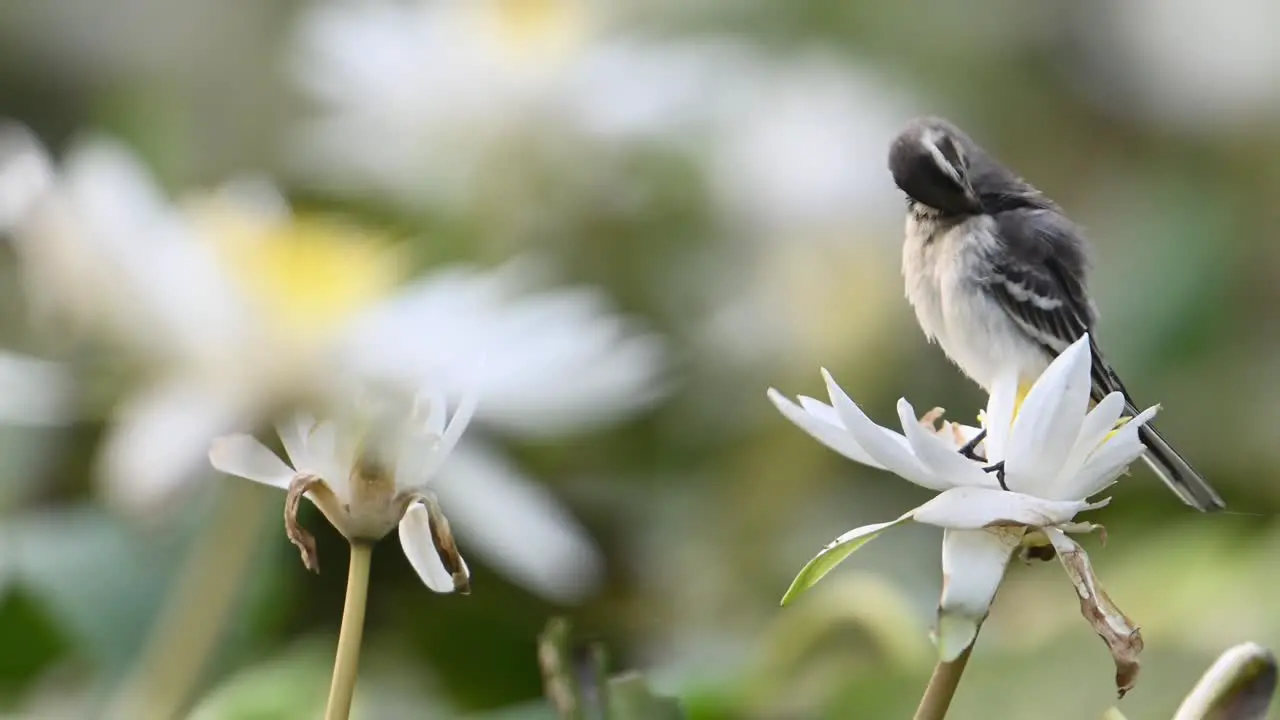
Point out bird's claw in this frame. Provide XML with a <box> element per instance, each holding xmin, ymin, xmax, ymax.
<box><xmin>983</xmin><ymin>460</ymin><xmax>1007</xmax><ymax>491</ymax></box>
<box><xmin>956</xmin><ymin>428</ymin><xmax>988</xmax><ymax>462</ymax></box>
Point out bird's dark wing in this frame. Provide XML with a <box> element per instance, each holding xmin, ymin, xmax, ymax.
<box><xmin>979</xmin><ymin>178</ymin><xmax>1224</xmax><ymax>510</ymax></box>
<box><xmin>982</xmin><ymin>207</ymin><xmax>1130</xmax><ymax>400</ymax></box>
<box><xmin>984</xmin><ymin>209</ymin><xmax>1093</xmax><ymax>350</ymax></box>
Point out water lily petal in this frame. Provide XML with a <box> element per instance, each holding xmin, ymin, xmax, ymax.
<box><xmin>275</xmin><ymin>413</ymin><xmax>315</xmax><ymax>470</ymax></box>
<box><xmin>897</xmin><ymin>399</ymin><xmax>995</xmax><ymax>488</ymax></box>
<box><xmin>291</xmin><ymin>419</ymin><xmax>347</xmax><ymax>500</ymax></box>
<box><xmin>768</xmin><ymin>389</ymin><xmax>885</xmax><ymax>469</ymax></box>
<box><xmin>1049</xmin><ymin>392</ymin><xmax>1128</xmax><ymax>500</ymax></box>
<box><xmin>1071</xmin><ymin>406</ymin><xmax>1158</xmax><ymax>499</ymax></box>
<box><xmin>798</xmin><ymin>395</ymin><xmax>844</xmax><ymax>427</ymax></box>
<box><xmin>209</xmin><ymin>434</ymin><xmax>295</xmax><ymax>488</ymax></box>
<box><xmin>1004</xmin><ymin>335</ymin><xmax>1093</xmax><ymax>492</ymax></box>
<box><xmin>983</xmin><ymin>369</ymin><xmax>1020</xmax><ymax>462</ymax></box>
<box><xmin>399</xmin><ymin>502</ymin><xmax>470</xmax><ymax>594</ymax></box>
<box><xmin>781</xmin><ymin>514</ymin><xmax>912</xmax><ymax>606</ymax></box>
<box><xmin>432</xmin><ymin>441</ymin><xmax>602</xmax><ymax>603</ymax></box>
<box><xmin>406</xmin><ymin>391</ymin><xmax>477</xmax><ymax>485</ymax></box>
<box><xmin>912</xmin><ymin>486</ymin><xmax>1106</xmax><ymax>530</ymax></box>
<box><xmin>821</xmin><ymin>369</ymin><xmax>949</xmax><ymax>491</ymax></box>
<box><xmin>936</xmin><ymin>527</ymin><xmax>1022</xmax><ymax>661</ymax></box>
<box><xmin>99</xmin><ymin>380</ymin><xmax>250</xmax><ymax>513</ymax></box>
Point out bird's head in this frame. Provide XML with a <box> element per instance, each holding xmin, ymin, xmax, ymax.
<box><xmin>888</xmin><ymin>117</ymin><xmax>982</xmax><ymax>216</ymax></box>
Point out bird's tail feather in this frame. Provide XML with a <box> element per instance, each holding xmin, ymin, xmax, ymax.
<box><xmin>1130</xmin><ymin>404</ymin><xmax>1224</xmax><ymax>511</ymax></box>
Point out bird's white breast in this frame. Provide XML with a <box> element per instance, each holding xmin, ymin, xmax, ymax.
<box><xmin>902</xmin><ymin>213</ymin><xmax>1048</xmax><ymax>391</ymax></box>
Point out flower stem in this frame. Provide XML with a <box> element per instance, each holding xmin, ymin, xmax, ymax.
<box><xmin>912</xmin><ymin>643</ymin><xmax>975</xmax><ymax>720</ymax></box>
<box><xmin>325</xmin><ymin>541</ymin><xmax>374</xmax><ymax>720</ymax></box>
<box><xmin>108</xmin><ymin>481</ymin><xmax>270</xmax><ymax>719</ymax></box>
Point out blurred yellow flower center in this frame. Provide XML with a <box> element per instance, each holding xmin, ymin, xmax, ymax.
<box><xmin>485</xmin><ymin>0</ymin><xmax>584</xmax><ymax>63</ymax></box>
<box><xmin>197</xmin><ymin>209</ymin><xmax>401</xmax><ymax>344</ymax></box>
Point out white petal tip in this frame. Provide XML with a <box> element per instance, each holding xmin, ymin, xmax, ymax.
<box><xmin>1085</xmin><ymin>496</ymin><xmax>1113</xmax><ymax>511</ymax></box>
<box><xmin>934</xmin><ymin>613</ymin><xmax>980</xmax><ymax>663</ymax></box>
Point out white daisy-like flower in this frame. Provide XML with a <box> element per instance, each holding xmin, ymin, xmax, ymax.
<box><xmin>289</xmin><ymin>0</ymin><xmax>595</xmax><ymax>209</ymax></box>
<box><xmin>769</xmin><ymin>335</ymin><xmax>1150</xmax><ymax>695</ymax></box>
<box><xmin>1</xmin><ymin>126</ymin><xmax>663</xmax><ymax>601</ymax></box>
<box><xmin>288</xmin><ymin>0</ymin><xmax>740</xmax><ymax>211</ymax></box>
<box><xmin>210</xmin><ymin>388</ymin><xmax>477</xmax><ymax>593</ymax></box>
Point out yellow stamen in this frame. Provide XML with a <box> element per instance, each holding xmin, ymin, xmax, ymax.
<box><xmin>976</xmin><ymin>381</ymin><xmax>1035</xmax><ymax>430</ymax></box>
<box><xmin>193</xmin><ymin>206</ymin><xmax>402</xmax><ymax>346</ymax></box>
<box><xmin>486</xmin><ymin>0</ymin><xmax>584</xmax><ymax>62</ymax></box>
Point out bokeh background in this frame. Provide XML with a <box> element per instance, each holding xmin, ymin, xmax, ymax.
<box><xmin>1</xmin><ymin>0</ymin><xmax>1279</xmax><ymax>718</ymax></box>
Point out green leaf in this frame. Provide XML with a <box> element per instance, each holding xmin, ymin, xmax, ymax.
<box><xmin>780</xmin><ymin>517</ymin><xmax>908</xmax><ymax>606</ymax></box>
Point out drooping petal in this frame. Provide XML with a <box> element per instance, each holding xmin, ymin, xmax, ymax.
<box><xmin>1045</xmin><ymin>528</ymin><xmax>1144</xmax><ymax>698</ymax></box>
<box><xmin>1049</xmin><ymin>392</ymin><xmax>1128</xmax><ymax>500</ymax></box>
<box><xmin>432</xmin><ymin>441</ymin><xmax>602</xmax><ymax>603</ymax></box>
<box><xmin>821</xmin><ymin>370</ymin><xmax>949</xmax><ymax>491</ymax></box>
<box><xmin>912</xmin><ymin>486</ymin><xmax>1106</xmax><ymax>530</ymax></box>
<box><xmin>897</xmin><ymin>399</ymin><xmax>995</xmax><ymax>489</ymax></box>
<box><xmin>1004</xmin><ymin>335</ymin><xmax>1093</xmax><ymax>493</ymax></box>
<box><xmin>399</xmin><ymin>501</ymin><xmax>469</xmax><ymax>593</ymax></box>
<box><xmin>781</xmin><ymin>514</ymin><xmax>912</xmax><ymax>606</ymax></box>
<box><xmin>1072</xmin><ymin>406</ymin><xmax>1159</xmax><ymax>500</ymax></box>
<box><xmin>983</xmin><ymin>368</ymin><xmax>1020</xmax><ymax>462</ymax></box>
<box><xmin>936</xmin><ymin>527</ymin><xmax>1022</xmax><ymax>661</ymax></box>
<box><xmin>209</xmin><ymin>434</ymin><xmax>296</xmax><ymax>488</ymax></box>
<box><xmin>767</xmin><ymin>389</ymin><xmax>885</xmax><ymax>469</ymax></box>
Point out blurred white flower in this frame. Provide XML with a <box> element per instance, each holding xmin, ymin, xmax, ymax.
<box><xmin>290</xmin><ymin>0</ymin><xmax>592</xmax><ymax>209</ymax></box>
<box><xmin>288</xmin><ymin>0</ymin><xmax>745</xmax><ymax>210</ymax></box>
<box><xmin>1</xmin><ymin>128</ymin><xmax>661</xmax><ymax>600</ymax></box>
<box><xmin>211</xmin><ymin>388</ymin><xmax>478</xmax><ymax>593</ymax></box>
<box><xmin>769</xmin><ymin>335</ymin><xmax>1149</xmax><ymax>694</ymax></box>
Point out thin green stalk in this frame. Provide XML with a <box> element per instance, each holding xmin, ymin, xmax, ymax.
<box><xmin>912</xmin><ymin>643</ymin><xmax>975</xmax><ymax>720</ymax></box>
<box><xmin>325</xmin><ymin>541</ymin><xmax>374</xmax><ymax>720</ymax></box>
<box><xmin>109</xmin><ymin>481</ymin><xmax>270</xmax><ymax>720</ymax></box>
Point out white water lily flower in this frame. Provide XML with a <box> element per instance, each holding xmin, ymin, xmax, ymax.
<box><xmin>769</xmin><ymin>335</ymin><xmax>1151</xmax><ymax>694</ymax></box>
<box><xmin>210</xmin><ymin>389</ymin><xmax>477</xmax><ymax>593</ymax></box>
<box><xmin>1</xmin><ymin>127</ymin><xmax>663</xmax><ymax>601</ymax></box>
<box><xmin>288</xmin><ymin>0</ymin><xmax>738</xmax><ymax>211</ymax></box>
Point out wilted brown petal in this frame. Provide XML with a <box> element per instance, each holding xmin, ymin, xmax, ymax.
<box><xmin>425</xmin><ymin>494</ymin><xmax>471</xmax><ymax>594</ymax></box>
<box><xmin>286</xmin><ymin>474</ymin><xmax>324</xmax><ymax>573</ymax></box>
<box><xmin>1048</xmin><ymin>529</ymin><xmax>1143</xmax><ymax>697</ymax></box>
